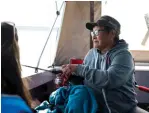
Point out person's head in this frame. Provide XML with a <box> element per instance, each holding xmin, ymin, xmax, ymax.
<box><xmin>86</xmin><ymin>15</ymin><xmax>121</xmax><ymax>51</ymax></box>
<box><xmin>1</xmin><ymin>22</ymin><xmax>32</xmax><ymax>107</ymax></box>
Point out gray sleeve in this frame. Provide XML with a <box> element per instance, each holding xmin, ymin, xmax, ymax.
<box><xmin>82</xmin><ymin>49</ymin><xmax>93</xmax><ymax>65</ymax></box>
<box><xmin>74</xmin><ymin>52</ymin><xmax>134</xmax><ymax>89</ymax></box>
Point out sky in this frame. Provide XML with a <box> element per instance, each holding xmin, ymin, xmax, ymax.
<box><xmin>1</xmin><ymin>0</ymin><xmax>149</xmax><ymax>76</ymax></box>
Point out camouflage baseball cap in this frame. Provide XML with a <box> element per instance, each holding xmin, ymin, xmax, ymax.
<box><xmin>86</xmin><ymin>15</ymin><xmax>121</xmax><ymax>35</ymax></box>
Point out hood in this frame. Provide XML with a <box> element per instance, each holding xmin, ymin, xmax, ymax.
<box><xmin>108</xmin><ymin>39</ymin><xmax>129</xmax><ymax>54</ymax></box>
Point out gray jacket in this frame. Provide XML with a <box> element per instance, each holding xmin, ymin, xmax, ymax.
<box><xmin>74</xmin><ymin>39</ymin><xmax>137</xmax><ymax>113</ymax></box>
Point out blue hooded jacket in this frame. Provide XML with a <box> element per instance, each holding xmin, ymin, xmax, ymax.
<box><xmin>1</xmin><ymin>94</ymin><xmax>32</xmax><ymax>113</ymax></box>
<box><xmin>74</xmin><ymin>39</ymin><xmax>138</xmax><ymax>113</ymax></box>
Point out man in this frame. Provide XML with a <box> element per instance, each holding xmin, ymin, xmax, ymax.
<box><xmin>61</xmin><ymin>15</ymin><xmax>137</xmax><ymax>113</ymax></box>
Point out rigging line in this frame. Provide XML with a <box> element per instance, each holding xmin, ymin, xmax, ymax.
<box><xmin>55</xmin><ymin>1</ymin><xmax>58</xmax><ymax>11</ymax></box>
<box><xmin>48</xmin><ymin>28</ymin><xmax>59</xmax><ymax>68</ymax></box>
<box><xmin>22</xmin><ymin>64</ymin><xmax>63</xmax><ymax>74</ymax></box>
<box><xmin>50</xmin><ymin>2</ymin><xmax>65</xmax><ymax>67</ymax></box>
<box><xmin>59</xmin><ymin>1</ymin><xmax>64</xmax><ymax>12</ymax></box>
<box><xmin>35</xmin><ymin>1</ymin><xmax>65</xmax><ymax>73</ymax></box>
<box><xmin>22</xmin><ymin>64</ymin><xmax>49</xmax><ymax>72</ymax></box>
<box><xmin>56</xmin><ymin>28</ymin><xmax>59</xmax><ymax>41</ymax></box>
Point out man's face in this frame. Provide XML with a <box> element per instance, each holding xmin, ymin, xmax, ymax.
<box><xmin>91</xmin><ymin>26</ymin><xmax>115</xmax><ymax>50</ymax></box>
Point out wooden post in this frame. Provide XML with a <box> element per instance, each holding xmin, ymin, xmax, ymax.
<box><xmin>90</xmin><ymin>1</ymin><xmax>94</xmax><ymax>49</ymax></box>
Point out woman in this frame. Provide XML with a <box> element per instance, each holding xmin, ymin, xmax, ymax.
<box><xmin>1</xmin><ymin>22</ymin><xmax>33</xmax><ymax>113</ymax></box>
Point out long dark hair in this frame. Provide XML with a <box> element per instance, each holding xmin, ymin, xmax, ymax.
<box><xmin>1</xmin><ymin>22</ymin><xmax>32</xmax><ymax>108</ymax></box>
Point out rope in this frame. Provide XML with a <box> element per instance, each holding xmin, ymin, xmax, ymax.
<box><xmin>35</xmin><ymin>1</ymin><xmax>65</xmax><ymax>73</ymax></box>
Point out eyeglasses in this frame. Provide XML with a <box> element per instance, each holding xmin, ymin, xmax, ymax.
<box><xmin>91</xmin><ymin>29</ymin><xmax>105</xmax><ymax>37</ymax></box>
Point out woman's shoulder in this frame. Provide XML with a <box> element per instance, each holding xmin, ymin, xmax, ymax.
<box><xmin>1</xmin><ymin>94</ymin><xmax>33</xmax><ymax>113</ymax></box>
